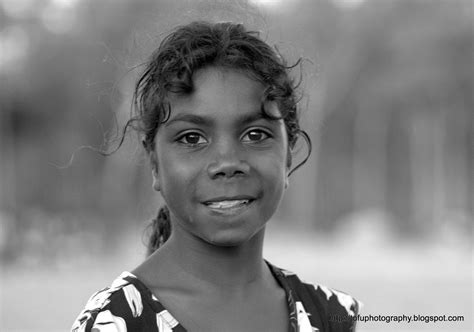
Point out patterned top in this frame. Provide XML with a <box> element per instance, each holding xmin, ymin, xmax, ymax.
<box><xmin>71</xmin><ymin>261</ymin><xmax>361</xmax><ymax>332</ymax></box>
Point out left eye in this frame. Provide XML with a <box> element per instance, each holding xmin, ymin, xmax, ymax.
<box><xmin>177</xmin><ymin>133</ymin><xmax>207</xmax><ymax>145</ymax></box>
<box><xmin>242</xmin><ymin>130</ymin><xmax>270</xmax><ymax>142</ymax></box>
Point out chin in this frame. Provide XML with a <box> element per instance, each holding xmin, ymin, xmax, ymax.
<box><xmin>204</xmin><ymin>228</ymin><xmax>261</xmax><ymax>247</ymax></box>
<box><xmin>206</xmin><ymin>235</ymin><xmax>250</xmax><ymax>247</ymax></box>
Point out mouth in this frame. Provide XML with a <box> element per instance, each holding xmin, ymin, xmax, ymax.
<box><xmin>204</xmin><ymin>199</ymin><xmax>252</xmax><ymax>209</ymax></box>
<box><xmin>202</xmin><ymin>196</ymin><xmax>256</xmax><ymax>215</ymax></box>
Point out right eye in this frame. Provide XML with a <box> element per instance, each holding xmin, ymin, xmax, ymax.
<box><xmin>176</xmin><ymin>132</ymin><xmax>207</xmax><ymax>146</ymax></box>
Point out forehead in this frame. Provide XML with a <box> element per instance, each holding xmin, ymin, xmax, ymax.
<box><xmin>168</xmin><ymin>67</ymin><xmax>266</xmax><ymax>118</ymax></box>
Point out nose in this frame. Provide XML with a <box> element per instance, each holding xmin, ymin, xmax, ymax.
<box><xmin>207</xmin><ymin>142</ymin><xmax>250</xmax><ymax>179</ymax></box>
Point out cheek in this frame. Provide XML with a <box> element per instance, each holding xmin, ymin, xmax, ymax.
<box><xmin>157</xmin><ymin>150</ymin><xmax>201</xmax><ymax>201</ymax></box>
<box><xmin>264</xmin><ymin>156</ymin><xmax>287</xmax><ymax>183</ymax></box>
<box><xmin>257</xmin><ymin>150</ymin><xmax>288</xmax><ymax>201</ymax></box>
<box><xmin>267</xmin><ymin>143</ymin><xmax>289</xmax><ymax>175</ymax></box>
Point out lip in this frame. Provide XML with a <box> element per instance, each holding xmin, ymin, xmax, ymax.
<box><xmin>200</xmin><ymin>195</ymin><xmax>258</xmax><ymax>217</ymax></box>
<box><xmin>202</xmin><ymin>195</ymin><xmax>256</xmax><ymax>204</ymax></box>
<box><xmin>203</xmin><ymin>199</ymin><xmax>255</xmax><ymax>216</ymax></box>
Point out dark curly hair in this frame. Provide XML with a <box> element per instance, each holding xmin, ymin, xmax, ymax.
<box><xmin>126</xmin><ymin>21</ymin><xmax>311</xmax><ymax>256</ymax></box>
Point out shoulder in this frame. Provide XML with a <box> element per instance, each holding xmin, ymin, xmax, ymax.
<box><xmin>71</xmin><ymin>272</ymin><xmax>152</xmax><ymax>332</ymax></box>
<box><xmin>270</xmin><ymin>264</ymin><xmax>362</xmax><ymax>332</ymax></box>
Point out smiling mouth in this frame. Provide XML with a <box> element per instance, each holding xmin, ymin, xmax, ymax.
<box><xmin>204</xmin><ymin>199</ymin><xmax>252</xmax><ymax>209</ymax></box>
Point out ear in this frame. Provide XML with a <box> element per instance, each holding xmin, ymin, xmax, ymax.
<box><xmin>150</xmin><ymin>151</ymin><xmax>160</xmax><ymax>192</ymax></box>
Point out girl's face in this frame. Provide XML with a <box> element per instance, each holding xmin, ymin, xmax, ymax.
<box><xmin>151</xmin><ymin>66</ymin><xmax>289</xmax><ymax>246</ymax></box>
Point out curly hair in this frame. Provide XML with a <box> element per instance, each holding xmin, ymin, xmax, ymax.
<box><xmin>127</xmin><ymin>21</ymin><xmax>311</xmax><ymax>255</ymax></box>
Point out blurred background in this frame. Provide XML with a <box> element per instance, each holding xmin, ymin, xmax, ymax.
<box><xmin>0</xmin><ymin>0</ymin><xmax>472</xmax><ymax>331</ymax></box>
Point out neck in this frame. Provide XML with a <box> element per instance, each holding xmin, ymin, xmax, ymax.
<box><xmin>157</xmin><ymin>222</ymin><xmax>267</xmax><ymax>292</ymax></box>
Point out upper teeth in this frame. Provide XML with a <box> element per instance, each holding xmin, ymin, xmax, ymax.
<box><xmin>206</xmin><ymin>200</ymin><xmax>249</xmax><ymax>209</ymax></box>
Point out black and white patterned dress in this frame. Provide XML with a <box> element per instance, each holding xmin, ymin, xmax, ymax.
<box><xmin>72</xmin><ymin>261</ymin><xmax>361</xmax><ymax>332</ymax></box>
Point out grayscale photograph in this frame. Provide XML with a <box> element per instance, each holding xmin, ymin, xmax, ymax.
<box><xmin>0</xmin><ymin>0</ymin><xmax>472</xmax><ymax>331</ymax></box>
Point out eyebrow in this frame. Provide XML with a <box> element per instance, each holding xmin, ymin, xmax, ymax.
<box><xmin>164</xmin><ymin>114</ymin><xmax>212</xmax><ymax>127</ymax></box>
<box><xmin>164</xmin><ymin>111</ymin><xmax>268</xmax><ymax>127</ymax></box>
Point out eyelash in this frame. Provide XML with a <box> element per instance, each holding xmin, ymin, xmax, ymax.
<box><xmin>241</xmin><ymin>129</ymin><xmax>272</xmax><ymax>143</ymax></box>
<box><xmin>176</xmin><ymin>132</ymin><xmax>207</xmax><ymax>146</ymax></box>
<box><xmin>175</xmin><ymin>129</ymin><xmax>272</xmax><ymax>147</ymax></box>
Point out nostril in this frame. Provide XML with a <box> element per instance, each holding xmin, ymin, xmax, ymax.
<box><xmin>207</xmin><ymin>160</ymin><xmax>250</xmax><ymax>179</ymax></box>
<box><xmin>212</xmin><ymin>169</ymin><xmax>244</xmax><ymax>179</ymax></box>
<box><xmin>235</xmin><ymin>169</ymin><xmax>247</xmax><ymax>176</ymax></box>
<box><xmin>214</xmin><ymin>171</ymin><xmax>226</xmax><ymax>178</ymax></box>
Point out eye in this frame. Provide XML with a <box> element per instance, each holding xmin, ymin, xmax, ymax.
<box><xmin>176</xmin><ymin>132</ymin><xmax>207</xmax><ymax>146</ymax></box>
<box><xmin>242</xmin><ymin>129</ymin><xmax>271</xmax><ymax>143</ymax></box>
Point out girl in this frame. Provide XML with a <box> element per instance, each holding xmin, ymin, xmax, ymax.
<box><xmin>72</xmin><ymin>21</ymin><xmax>360</xmax><ymax>332</ymax></box>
